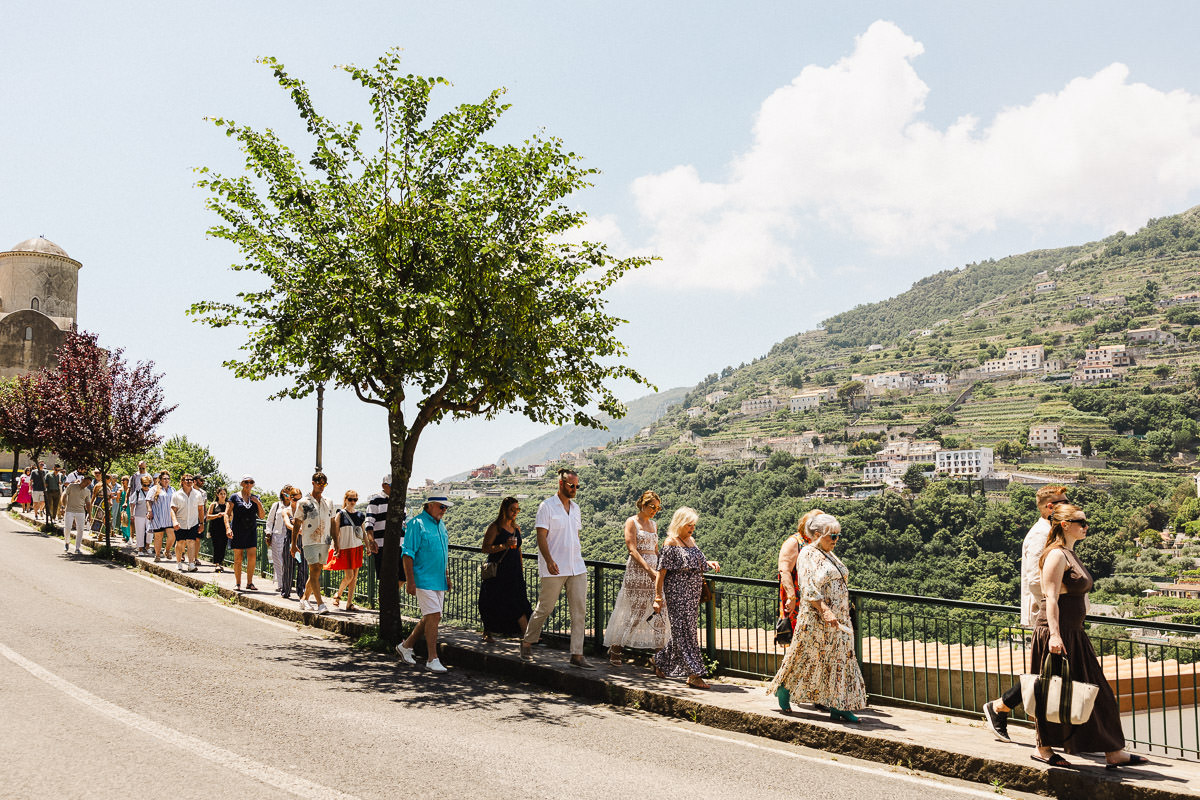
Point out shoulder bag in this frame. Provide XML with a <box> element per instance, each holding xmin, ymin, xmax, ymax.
<box><xmin>480</xmin><ymin>539</ymin><xmax>509</xmax><ymax>580</ymax></box>
<box><xmin>1020</xmin><ymin>652</ymin><xmax>1099</xmax><ymax>726</ymax></box>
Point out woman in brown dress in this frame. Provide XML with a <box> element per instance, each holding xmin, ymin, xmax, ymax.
<box><xmin>1032</xmin><ymin>504</ymin><xmax>1148</xmax><ymax>769</ymax></box>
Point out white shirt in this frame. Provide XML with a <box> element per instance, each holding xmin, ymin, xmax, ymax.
<box><xmin>295</xmin><ymin>493</ymin><xmax>336</xmax><ymax>547</ymax></box>
<box><xmin>534</xmin><ymin>495</ymin><xmax>585</xmax><ymax>578</ymax></box>
<box><xmin>1020</xmin><ymin>517</ymin><xmax>1050</xmax><ymax>627</ymax></box>
<box><xmin>171</xmin><ymin>488</ymin><xmax>205</xmax><ymax>529</ymax></box>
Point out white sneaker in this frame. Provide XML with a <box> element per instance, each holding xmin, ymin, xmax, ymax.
<box><xmin>426</xmin><ymin>658</ymin><xmax>448</xmax><ymax>674</ymax></box>
<box><xmin>396</xmin><ymin>644</ymin><xmax>417</xmax><ymax>665</ymax></box>
<box><xmin>315</xmin><ymin>603</ymin><xmax>328</xmax><ymax>614</ymax></box>
<box><xmin>299</xmin><ymin>599</ymin><xmax>312</xmax><ymax>611</ymax></box>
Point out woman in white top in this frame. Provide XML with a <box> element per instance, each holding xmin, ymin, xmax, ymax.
<box><xmin>127</xmin><ymin>475</ymin><xmax>153</xmax><ymax>555</ymax></box>
<box><xmin>266</xmin><ymin>484</ymin><xmax>297</xmax><ymax>593</ymax></box>
<box><xmin>603</xmin><ymin>491</ymin><xmax>670</xmax><ymax>666</ymax></box>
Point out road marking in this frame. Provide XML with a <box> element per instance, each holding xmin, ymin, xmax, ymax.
<box><xmin>637</xmin><ymin>715</ymin><xmax>1012</xmax><ymax>798</ymax></box>
<box><xmin>0</xmin><ymin>641</ymin><xmax>361</xmax><ymax>800</ymax></box>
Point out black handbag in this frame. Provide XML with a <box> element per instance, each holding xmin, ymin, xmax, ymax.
<box><xmin>774</xmin><ymin>615</ymin><xmax>793</xmax><ymax>646</ymax></box>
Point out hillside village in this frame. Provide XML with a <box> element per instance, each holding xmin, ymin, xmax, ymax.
<box><xmin>414</xmin><ymin>209</ymin><xmax>1200</xmax><ymax>528</ymax></box>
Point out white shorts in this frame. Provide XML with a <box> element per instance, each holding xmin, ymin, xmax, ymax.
<box><xmin>32</xmin><ymin>491</ymin><xmax>45</xmax><ymax>502</ymax></box>
<box><xmin>416</xmin><ymin>588</ymin><xmax>445</xmax><ymax>616</ymax></box>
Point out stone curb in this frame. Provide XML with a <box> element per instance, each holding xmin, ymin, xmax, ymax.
<box><xmin>16</xmin><ymin>510</ymin><xmax>1196</xmax><ymax>800</ymax></box>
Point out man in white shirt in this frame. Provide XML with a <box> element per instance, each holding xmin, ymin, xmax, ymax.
<box><xmin>983</xmin><ymin>484</ymin><xmax>1067</xmax><ymax>742</ymax></box>
<box><xmin>520</xmin><ymin>469</ymin><xmax>594</xmax><ymax>669</ymax></box>
<box><xmin>171</xmin><ymin>474</ymin><xmax>206</xmax><ymax>572</ymax></box>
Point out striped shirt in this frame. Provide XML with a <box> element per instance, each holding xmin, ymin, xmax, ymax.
<box><xmin>148</xmin><ymin>484</ymin><xmax>174</xmax><ymax>529</ymax></box>
<box><xmin>365</xmin><ymin>492</ymin><xmax>401</xmax><ymax>544</ymax></box>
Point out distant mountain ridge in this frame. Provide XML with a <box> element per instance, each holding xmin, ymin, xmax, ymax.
<box><xmin>497</xmin><ymin>387</ymin><xmax>690</xmax><ymax>467</ymax></box>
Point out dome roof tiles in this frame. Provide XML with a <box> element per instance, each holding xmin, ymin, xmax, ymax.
<box><xmin>9</xmin><ymin>236</ymin><xmax>69</xmax><ymax>258</ymax></box>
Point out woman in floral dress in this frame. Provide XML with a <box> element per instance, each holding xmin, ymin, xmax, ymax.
<box><xmin>766</xmin><ymin>513</ymin><xmax>867</xmax><ymax>722</ymax></box>
<box><xmin>604</xmin><ymin>491</ymin><xmax>670</xmax><ymax>665</ymax></box>
<box><xmin>775</xmin><ymin>508</ymin><xmax>825</xmax><ymax>711</ymax></box>
<box><xmin>651</xmin><ymin>507</ymin><xmax>720</xmax><ymax>689</ymax></box>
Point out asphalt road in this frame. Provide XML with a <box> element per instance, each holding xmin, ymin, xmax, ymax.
<box><xmin>0</xmin><ymin>513</ymin><xmax>1039</xmax><ymax>800</ymax></box>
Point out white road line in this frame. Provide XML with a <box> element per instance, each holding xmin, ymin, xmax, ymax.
<box><xmin>0</xmin><ymin>641</ymin><xmax>361</xmax><ymax>800</ymax></box>
<box><xmin>638</xmin><ymin>716</ymin><xmax>1010</xmax><ymax>798</ymax></box>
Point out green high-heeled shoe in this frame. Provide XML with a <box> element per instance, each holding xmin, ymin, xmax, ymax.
<box><xmin>775</xmin><ymin>687</ymin><xmax>791</xmax><ymax>711</ymax></box>
<box><xmin>829</xmin><ymin>708</ymin><xmax>861</xmax><ymax>723</ymax></box>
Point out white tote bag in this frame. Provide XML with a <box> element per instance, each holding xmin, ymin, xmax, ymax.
<box><xmin>1020</xmin><ymin>653</ymin><xmax>1100</xmax><ymax>725</ymax></box>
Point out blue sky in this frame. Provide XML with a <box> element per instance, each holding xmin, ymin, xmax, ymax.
<box><xmin>5</xmin><ymin>1</ymin><xmax>1200</xmax><ymax>497</ymax></box>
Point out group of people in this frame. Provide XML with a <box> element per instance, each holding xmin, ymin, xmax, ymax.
<box><xmin>981</xmin><ymin>485</ymin><xmax>1148</xmax><ymax>769</ymax></box>
<box><xmin>23</xmin><ymin>458</ymin><xmax>1154</xmax><ymax>765</ymax></box>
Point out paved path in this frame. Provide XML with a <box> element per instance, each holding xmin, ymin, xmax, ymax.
<box><xmin>0</xmin><ymin>509</ymin><xmax>1054</xmax><ymax>800</ymax></box>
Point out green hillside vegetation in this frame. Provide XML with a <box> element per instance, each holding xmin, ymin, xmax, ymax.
<box><xmin>439</xmin><ymin>205</ymin><xmax>1200</xmax><ymax>609</ymax></box>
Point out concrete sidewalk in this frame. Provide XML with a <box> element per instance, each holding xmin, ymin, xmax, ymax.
<box><xmin>13</xmin><ymin>506</ymin><xmax>1200</xmax><ymax>800</ymax></box>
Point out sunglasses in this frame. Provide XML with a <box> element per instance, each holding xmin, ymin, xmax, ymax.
<box><xmin>242</xmin><ymin>480</ymin><xmax>254</xmax><ymax>485</ymax></box>
<box><xmin>827</xmin><ymin>532</ymin><xmax>841</xmax><ymax>540</ymax></box>
<box><xmin>563</xmin><ymin>482</ymin><xmax>580</xmax><ymax>489</ymax></box>
<box><xmin>1069</xmin><ymin>518</ymin><xmax>1089</xmax><ymax>527</ymax></box>
<box><xmin>434</xmin><ymin>504</ymin><xmax>449</xmax><ymax>511</ymax></box>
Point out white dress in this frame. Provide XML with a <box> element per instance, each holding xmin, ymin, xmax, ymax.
<box><xmin>603</xmin><ymin>518</ymin><xmax>670</xmax><ymax>649</ymax></box>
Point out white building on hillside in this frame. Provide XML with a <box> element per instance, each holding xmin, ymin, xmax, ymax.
<box><xmin>705</xmin><ymin>390</ymin><xmax>730</xmax><ymax>405</ymax></box>
<box><xmin>1084</xmin><ymin>344</ymin><xmax>1130</xmax><ymax>367</ymax></box>
<box><xmin>980</xmin><ymin>344</ymin><xmax>1045</xmax><ymax>374</ymax></box>
<box><xmin>741</xmin><ymin>396</ymin><xmax>781</xmax><ymax>415</ymax></box>
<box><xmin>935</xmin><ymin>447</ymin><xmax>994</xmax><ymax>478</ymax></box>
<box><xmin>1035</xmin><ymin>281</ymin><xmax>1057</xmax><ymax>293</ymax></box>
<box><xmin>1029</xmin><ymin>424</ymin><xmax>1061</xmax><ymax>450</ymax></box>
<box><xmin>853</xmin><ymin>371</ymin><xmax>915</xmax><ymax>393</ymax></box>
<box><xmin>686</xmin><ymin>406</ymin><xmax>705</xmax><ymax>418</ymax></box>
<box><xmin>1073</xmin><ymin>365</ymin><xmax>1119</xmax><ymax>384</ymax></box>
<box><xmin>1127</xmin><ymin>327</ymin><xmax>1177</xmax><ymax>346</ymax></box>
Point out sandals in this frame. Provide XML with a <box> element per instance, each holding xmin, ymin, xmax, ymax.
<box><xmin>653</xmin><ymin>665</ymin><xmax>666</xmax><ymax>679</ymax></box>
<box><xmin>608</xmin><ymin>647</ymin><xmax>622</xmax><ymax>666</ymax></box>
<box><xmin>245</xmin><ymin>583</ymin><xmax>257</xmax><ymax>591</ymax></box>
<box><xmin>686</xmin><ymin>676</ymin><xmax>711</xmax><ymax>690</ymax></box>
<box><xmin>1031</xmin><ymin>753</ymin><xmax>1071</xmax><ymax>768</ymax></box>
<box><xmin>1106</xmin><ymin>754</ymin><xmax>1150</xmax><ymax>770</ymax></box>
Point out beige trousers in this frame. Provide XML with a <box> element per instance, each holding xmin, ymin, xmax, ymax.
<box><xmin>522</xmin><ymin>572</ymin><xmax>588</xmax><ymax>655</ymax></box>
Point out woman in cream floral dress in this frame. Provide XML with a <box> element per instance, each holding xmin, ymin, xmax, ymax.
<box><xmin>603</xmin><ymin>491</ymin><xmax>670</xmax><ymax>664</ymax></box>
<box><xmin>766</xmin><ymin>513</ymin><xmax>867</xmax><ymax>722</ymax></box>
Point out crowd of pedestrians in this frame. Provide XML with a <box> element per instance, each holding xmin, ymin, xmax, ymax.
<box><xmin>11</xmin><ymin>459</ymin><xmax>1155</xmax><ymax>767</ymax></box>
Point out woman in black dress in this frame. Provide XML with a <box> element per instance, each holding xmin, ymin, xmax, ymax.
<box><xmin>651</xmin><ymin>506</ymin><xmax>720</xmax><ymax>689</ymax></box>
<box><xmin>206</xmin><ymin>487</ymin><xmax>229</xmax><ymax>572</ymax></box>
<box><xmin>1032</xmin><ymin>504</ymin><xmax>1147</xmax><ymax>769</ymax></box>
<box><xmin>223</xmin><ymin>476</ymin><xmax>265</xmax><ymax>591</ymax></box>
<box><xmin>478</xmin><ymin>497</ymin><xmax>533</xmax><ymax>643</ymax></box>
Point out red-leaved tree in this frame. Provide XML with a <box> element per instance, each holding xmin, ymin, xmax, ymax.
<box><xmin>41</xmin><ymin>331</ymin><xmax>176</xmax><ymax>547</ymax></box>
<box><xmin>0</xmin><ymin>371</ymin><xmax>55</xmax><ymax>481</ymax></box>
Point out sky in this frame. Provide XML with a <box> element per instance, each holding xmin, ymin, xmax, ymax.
<box><xmin>5</xmin><ymin>1</ymin><xmax>1200</xmax><ymax>497</ymax></box>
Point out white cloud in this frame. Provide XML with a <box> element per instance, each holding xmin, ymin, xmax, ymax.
<box><xmin>621</xmin><ymin>19</ymin><xmax>1200</xmax><ymax>290</ymax></box>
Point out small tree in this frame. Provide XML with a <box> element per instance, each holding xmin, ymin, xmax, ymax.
<box><xmin>0</xmin><ymin>372</ymin><xmax>55</xmax><ymax>479</ymax></box>
<box><xmin>40</xmin><ymin>332</ymin><xmax>175</xmax><ymax>548</ymax></box>
<box><xmin>191</xmin><ymin>52</ymin><xmax>651</xmax><ymax>642</ymax></box>
<box><xmin>902</xmin><ymin>463</ymin><xmax>929</xmax><ymax>494</ymax></box>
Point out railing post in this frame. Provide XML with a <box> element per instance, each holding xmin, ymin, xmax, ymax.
<box><xmin>592</xmin><ymin>562</ymin><xmax>604</xmax><ymax>656</ymax></box>
<box><xmin>704</xmin><ymin>590</ymin><xmax>716</xmax><ymax>662</ymax></box>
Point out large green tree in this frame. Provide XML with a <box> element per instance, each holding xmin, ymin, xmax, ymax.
<box><xmin>191</xmin><ymin>52</ymin><xmax>652</xmax><ymax>641</ymax></box>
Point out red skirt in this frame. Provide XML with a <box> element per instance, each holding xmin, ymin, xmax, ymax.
<box><xmin>326</xmin><ymin>545</ymin><xmax>364</xmax><ymax>571</ymax></box>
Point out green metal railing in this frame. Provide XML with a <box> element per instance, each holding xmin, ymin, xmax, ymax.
<box><xmin>189</xmin><ymin>526</ymin><xmax>1200</xmax><ymax>760</ymax></box>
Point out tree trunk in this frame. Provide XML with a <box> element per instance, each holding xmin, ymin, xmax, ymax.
<box><xmin>379</xmin><ymin>408</ymin><xmax>415</xmax><ymax>644</ymax></box>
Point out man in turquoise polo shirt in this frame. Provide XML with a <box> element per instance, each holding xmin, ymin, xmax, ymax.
<box><xmin>396</xmin><ymin>494</ymin><xmax>452</xmax><ymax>674</ymax></box>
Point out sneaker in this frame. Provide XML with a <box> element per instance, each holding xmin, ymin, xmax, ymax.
<box><xmin>299</xmin><ymin>599</ymin><xmax>312</xmax><ymax>611</ymax></box>
<box><xmin>315</xmin><ymin>603</ymin><xmax>328</xmax><ymax>614</ymax></box>
<box><xmin>569</xmin><ymin>656</ymin><xmax>596</xmax><ymax>671</ymax></box>
<box><xmin>396</xmin><ymin>644</ymin><xmax>417</xmax><ymax>665</ymax></box>
<box><xmin>983</xmin><ymin>701</ymin><xmax>1011</xmax><ymax>742</ymax></box>
<box><xmin>74</xmin><ymin>548</ymin><xmax>81</xmax><ymax>555</ymax></box>
<box><xmin>177</xmin><ymin>562</ymin><xmax>184</xmax><ymax>571</ymax></box>
<box><xmin>426</xmin><ymin>658</ymin><xmax>448</xmax><ymax>674</ymax></box>
<box><xmin>191</xmin><ymin>564</ymin><xmax>200</xmax><ymax>573</ymax></box>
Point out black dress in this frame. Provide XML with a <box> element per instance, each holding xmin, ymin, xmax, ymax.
<box><xmin>1030</xmin><ymin>548</ymin><xmax>1125</xmax><ymax>753</ymax></box>
<box><xmin>478</xmin><ymin>525</ymin><xmax>533</xmax><ymax>636</ymax></box>
<box><xmin>229</xmin><ymin>494</ymin><xmax>259</xmax><ymax>550</ymax></box>
<box><xmin>209</xmin><ymin>501</ymin><xmax>229</xmax><ymax>563</ymax></box>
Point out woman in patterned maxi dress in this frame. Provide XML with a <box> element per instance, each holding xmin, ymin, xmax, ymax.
<box><xmin>652</xmin><ymin>507</ymin><xmax>720</xmax><ymax>689</ymax></box>
<box><xmin>766</xmin><ymin>513</ymin><xmax>867</xmax><ymax>722</ymax></box>
<box><xmin>603</xmin><ymin>492</ymin><xmax>670</xmax><ymax>665</ymax></box>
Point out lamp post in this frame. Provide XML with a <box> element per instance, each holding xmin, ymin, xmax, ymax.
<box><xmin>315</xmin><ymin>383</ymin><xmax>325</xmax><ymax>471</ymax></box>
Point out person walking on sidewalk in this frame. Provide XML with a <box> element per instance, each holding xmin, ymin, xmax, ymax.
<box><xmin>192</xmin><ymin>476</ymin><xmax>208</xmax><ymax>564</ymax></box>
<box><xmin>774</xmin><ymin>508</ymin><xmax>825</xmax><ymax>712</ymax></box>
<box><xmin>15</xmin><ymin>467</ymin><xmax>32</xmax><ymax>513</ymax></box>
<box><xmin>30</xmin><ymin>461</ymin><xmax>46</xmax><ymax>521</ymax></box>
<box><xmin>225</xmin><ymin>475</ymin><xmax>265</xmax><ymax>591</ymax></box>
<box><xmin>478</xmin><ymin>496</ymin><xmax>533</xmax><ymax>643</ymax></box>
<box><xmin>44</xmin><ymin>465</ymin><xmax>63</xmax><ymax>524</ymax></box>
<box><xmin>982</xmin><ymin>485</ymin><xmax>1067</xmax><ymax>741</ymax></box>
<box><xmin>171</xmin><ymin>474</ymin><xmax>205</xmax><ymax>572</ymax></box>
<box><xmin>651</xmin><ymin>507</ymin><xmax>720</xmax><ymax>690</ymax></box>
<box><xmin>1029</xmin><ymin>504</ymin><xmax>1147</xmax><ymax>769</ymax></box>
<box><xmin>62</xmin><ymin>475</ymin><xmax>93</xmax><ymax>554</ymax></box>
<box><xmin>765</xmin><ymin>513</ymin><xmax>866</xmax><ymax>721</ymax></box>
<box><xmin>520</xmin><ymin>469</ymin><xmax>594</xmax><ymax>670</ymax></box>
<box><xmin>364</xmin><ymin>475</ymin><xmax>401</xmax><ymax>587</ymax></box>
<box><xmin>206</xmin><ymin>487</ymin><xmax>230</xmax><ymax>572</ymax></box>
<box><xmin>396</xmin><ymin>495</ymin><xmax>452</xmax><ymax>673</ymax></box>
<box><xmin>603</xmin><ymin>491</ymin><xmax>669</xmax><ymax>665</ymax></box>
<box><xmin>266</xmin><ymin>484</ymin><xmax>296</xmax><ymax>592</ymax></box>
<box><xmin>327</xmin><ymin>489</ymin><xmax>366</xmax><ymax>611</ymax></box>
<box><xmin>148</xmin><ymin>472</ymin><xmax>175</xmax><ymax>562</ymax></box>
<box><xmin>128</xmin><ymin>474</ymin><xmax>153</xmax><ymax>555</ymax></box>
<box><xmin>291</xmin><ymin>472</ymin><xmax>335</xmax><ymax>612</ymax></box>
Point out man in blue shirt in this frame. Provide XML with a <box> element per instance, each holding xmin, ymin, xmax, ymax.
<box><xmin>396</xmin><ymin>494</ymin><xmax>452</xmax><ymax>674</ymax></box>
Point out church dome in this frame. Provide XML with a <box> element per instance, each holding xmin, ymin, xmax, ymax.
<box><xmin>9</xmin><ymin>236</ymin><xmax>69</xmax><ymax>258</ymax></box>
